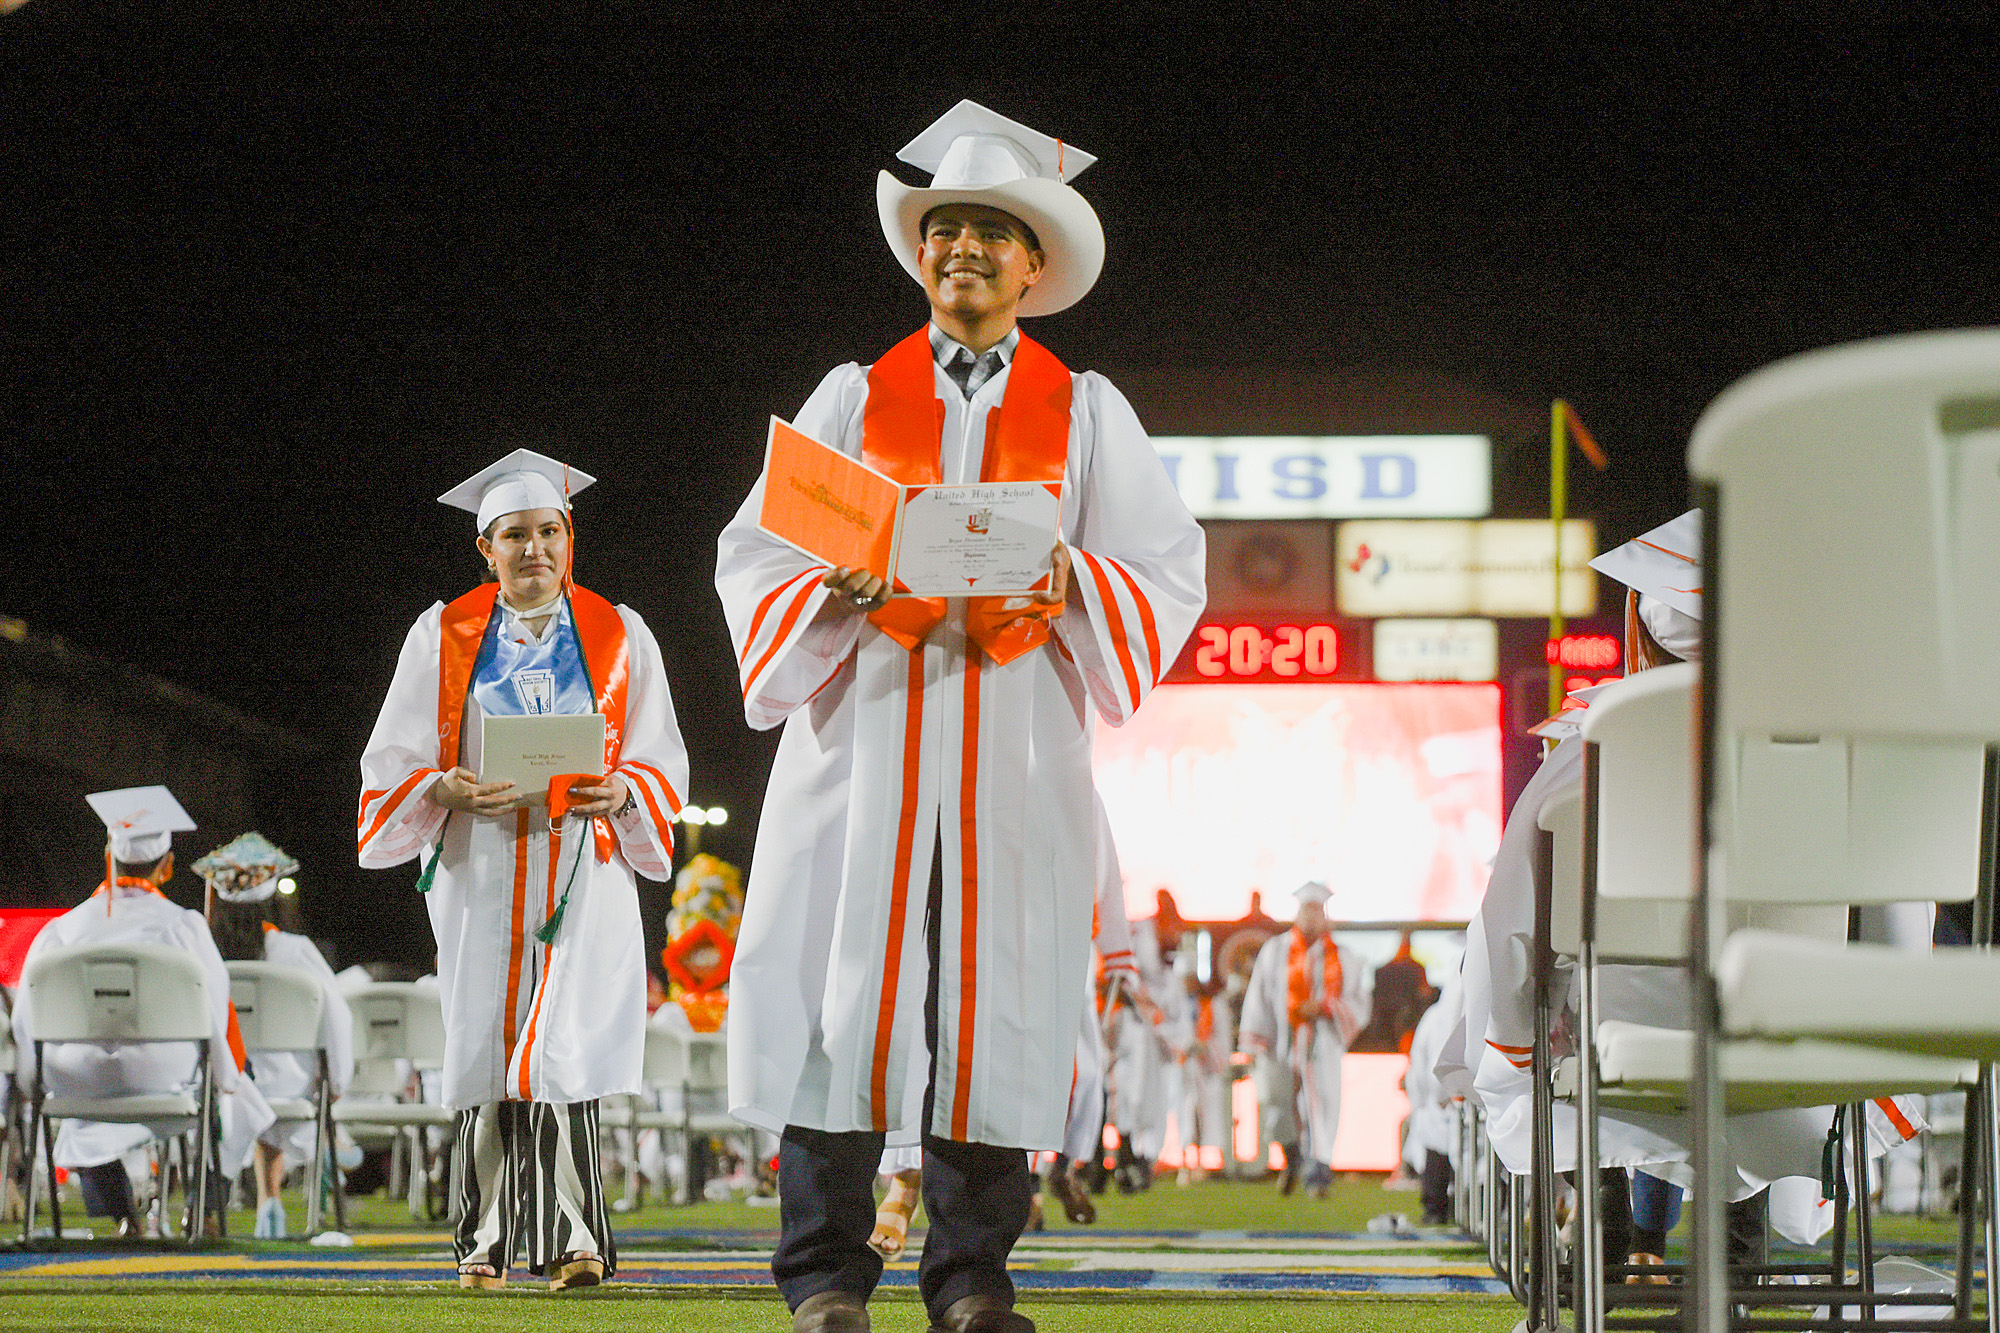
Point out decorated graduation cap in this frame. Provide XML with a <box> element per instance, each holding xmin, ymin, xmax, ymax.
<box><xmin>1588</xmin><ymin>509</ymin><xmax>1703</xmax><ymax>661</ymax></box>
<box><xmin>877</xmin><ymin>99</ymin><xmax>1105</xmax><ymax>318</ymax></box>
<box><xmin>86</xmin><ymin>785</ymin><xmax>195</xmax><ymax>865</ymax></box>
<box><xmin>1292</xmin><ymin>880</ymin><xmax>1332</xmax><ymax>908</ymax></box>
<box><xmin>192</xmin><ymin>832</ymin><xmax>299</xmax><ymax>904</ymax></box>
<box><xmin>437</xmin><ymin>448</ymin><xmax>598</xmax><ymax>533</ymax></box>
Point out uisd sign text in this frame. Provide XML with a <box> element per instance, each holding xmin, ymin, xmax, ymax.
<box><xmin>1151</xmin><ymin>435</ymin><xmax>1491</xmax><ymax>520</ymax></box>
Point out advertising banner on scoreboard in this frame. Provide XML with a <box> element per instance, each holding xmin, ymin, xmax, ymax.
<box><xmin>1152</xmin><ymin>435</ymin><xmax>1490</xmax><ymax>520</ymax></box>
<box><xmin>1336</xmin><ymin>518</ymin><xmax>1597</xmax><ymax>617</ymax></box>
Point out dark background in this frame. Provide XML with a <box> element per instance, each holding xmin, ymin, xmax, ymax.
<box><xmin>4</xmin><ymin>3</ymin><xmax>1994</xmax><ymax>967</ymax></box>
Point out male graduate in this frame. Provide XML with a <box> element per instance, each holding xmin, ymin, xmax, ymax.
<box><xmin>715</xmin><ymin>101</ymin><xmax>1206</xmax><ymax>1333</ymax></box>
<box><xmin>1237</xmin><ymin>881</ymin><xmax>1373</xmax><ymax>1198</ymax></box>
<box><xmin>12</xmin><ymin>787</ymin><xmax>272</xmax><ymax>1235</ymax></box>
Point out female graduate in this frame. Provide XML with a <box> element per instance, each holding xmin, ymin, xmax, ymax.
<box><xmin>358</xmin><ymin>449</ymin><xmax>688</xmax><ymax>1290</ymax></box>
<box><xmin>196</xmin><ymin>832</ymin><xmax>355</xmax><ymax>1239</ymax></box>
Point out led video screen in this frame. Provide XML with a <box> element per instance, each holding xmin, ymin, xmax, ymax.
<box><xmin>1093</xmin><ymin>683</ymin><xmax>1503</xmax><ymax>923</ymax></box>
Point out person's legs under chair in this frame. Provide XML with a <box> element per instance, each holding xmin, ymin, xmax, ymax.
<box><xmin>1420</xmin><ymin>1149</ymin><xmax>1454</xmax><ymax>1225</ymax></box>
<box><xmin>74</xmin><ymin>1161</ymin><xmax>137</xmax><ymax>1230</ymax></box>
<box><xmin>1629</xmin><ymin>1170</ymin><xmax>1682</xmax><ymax>1258</ymax></box>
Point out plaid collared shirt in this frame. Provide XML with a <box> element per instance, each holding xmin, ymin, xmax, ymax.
<box><xmin>929</xmin><ymin>324</ymin><xmax>1019</xmax><ymax>400</ymax></box>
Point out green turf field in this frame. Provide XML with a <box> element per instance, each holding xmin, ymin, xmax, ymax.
<box><xmin>1</xmin><ymin>1168</ymin><xmax>1970</xmax><ymax>1333</ymax></box>
<box><xmin>0</xmin><ymin>1287</ymin><xmax>1530</xmax><ymax>1333</ymax></box>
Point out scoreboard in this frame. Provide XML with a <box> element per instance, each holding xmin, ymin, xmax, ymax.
<box><xmin>1164</xmin><ymin>619</ymin><xmax>1371</xmax><ymax>684</ymax></box>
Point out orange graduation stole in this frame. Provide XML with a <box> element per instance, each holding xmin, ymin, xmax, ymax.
<box><xmin>436</xmin><ymin>582</ymin><xmax>631</xmax><ymax>864</ymax></box>
<box><xmin>1286</xmin><ymin>929</ymin><xmax>1343</xmax><ymax>1032</ymax></box>
<box><xmin>859</xmin><ymin>327</ymin><xmax>1072</xmax><ymax>666</ymax></box>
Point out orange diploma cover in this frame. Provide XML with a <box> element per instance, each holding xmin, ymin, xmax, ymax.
<box><xmin>758</xmin><ymin>418</ymin><xmax>902</xmax><ymax>580</ymax></box>
<box><xmin>757</xmin><ymin>417</ymin><xmax>1063</xmax><ymax>597</ymax></box>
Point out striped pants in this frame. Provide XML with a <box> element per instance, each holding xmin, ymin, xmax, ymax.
<box><xmin>453</xmin><ymin>1100</ymin><xmax>616</xmax><ymax>1277</ymax></box>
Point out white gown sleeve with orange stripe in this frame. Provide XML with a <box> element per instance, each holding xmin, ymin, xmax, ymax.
<box><xmin>356</xmin><ymin>604</ymin><xmax>452</xmax><ymax>869</ymax></box>
<box><xmin>1054</xmin><ymin>373</ymin><xmax>1207</xmax><ymax>726</ymax></box>
<box><xmin>715</xmin><ymin>365</ymin><xmax>863</xmax><ymax>730</ymax></box>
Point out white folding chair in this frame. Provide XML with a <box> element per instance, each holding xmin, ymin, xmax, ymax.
<box><xmin>20</xmin><ymin>941</ymin><xmax>220</xmax><ymax>1248</ymax></box>
<box><xmin>226</xmin><ymin>960</ymin><xmax>334</xmax><ymax>1235</ymax></box>
<box><xmin>628</xmin><ymin>1023</ymin><xmax>736</xmax><ymax>1204</ymax></box>
<box><xmin>1686</xmin><ymin>327</ymin><xmax>2000</xmax><ymax>1333</ymax></box>
<box><xmin>330</xmin><ymin>982</ymin><xmax>453</xmax><ymax>1220</ymax></box>
<box><xmin>1556</xmin><ymin>665</ymin><xmax>1975</xmax><ymax>1333</ymax></box>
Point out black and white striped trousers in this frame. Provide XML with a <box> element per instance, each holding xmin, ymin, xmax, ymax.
<box><xmin>453</xmin><ymin>1099</ymin><xmax>617</xmax><ymax>1277</ymax></box>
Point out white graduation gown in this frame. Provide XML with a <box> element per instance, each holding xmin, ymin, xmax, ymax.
<box><xmin>251</xmin><ymin>929</ymin><xmax>356</xmax><ymax>1162</ymax></box>
<box><xmin>1175</xmin><ymin>985</ymin><xmax>1236</xmax><ymax>1156</ymax></box>
<box><xmin>1403</xmin><ymin>977</ymin><xmax>1461</xmax><ymax>1172</ymax></box>
<box><xmin>13</xmin><ymin>885</ymin><xmax>274</xmax><ymax>1172</ymax></box>
<box><xmin>358</xmin><ymin>598</ymin><xmax>687</xmax><ymax>1110</ymax></box>
<box><xmin>717</xmin><ymin>354</ymin><xmax>1205</xmax><ymax>1150</ymax></box>
<box><xmin>1238</xmin><ymin>929</ymin><xmax>1373</xmax><ymax>1164</ymax></box>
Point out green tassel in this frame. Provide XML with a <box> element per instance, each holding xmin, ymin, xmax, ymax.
<box><xmin>535</xmin><ymin>899</ymin><xmax>567</xmax><ymax>945</ymax></box>
<box><xmin>414</xmin><ymin>839</ymin><xmax>443</xmax><ymax>894</ymax></box>
<box><xmin>1819</xmin><ymin>1119</ymin><xmax>1842</xmax><ymax>1198</ymax></box>
<box><xmin>533</xmin><ymin>832</ymin><xmax>587</xmax><ymax>945</ymax></box>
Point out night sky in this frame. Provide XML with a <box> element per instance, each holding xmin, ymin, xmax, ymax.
<box><xmin>5</xmin><ymin>3</ymin><xmax>1995</xmax><ymax>965</ymax></box>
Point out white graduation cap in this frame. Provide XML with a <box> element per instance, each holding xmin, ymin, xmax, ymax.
<box><xmin>1292</xmin><ymin>880</ymin><xmax>1332</xmax><ymax>907</ymax></box>
<box><xmin>86</xmin><ymin>785</ymin><xmax>196</xmax><ymax>865</ymax></box>
<box><xmin>1588</xmin><ymin>510</ymin><xmax>1702</xmax><ymax>620</ymax></box>
<box><xmin>437</xmin><ymin>448</ymin><xmax>598</xmax><ymax>533</ymax></box>
<box><xmin>877</xmin><ymin>99</ymin><xmax>1106</xmax><ymax>318</ymax></box>
<box><xmin>1590</xmin><ymin>510</ymin><xmax>1703</xmax><ymax>660</ymax></box>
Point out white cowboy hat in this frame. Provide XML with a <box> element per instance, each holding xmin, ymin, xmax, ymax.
<box><xmin>876</xmin><ymin>99</ymin><xmax>1105</xmax><ymax>318</ymax></box>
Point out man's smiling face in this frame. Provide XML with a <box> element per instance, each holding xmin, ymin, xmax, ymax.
<box><xmin>917</xmin><ymin>203</ymin><xmax>1044</xmax><ymax>325</ymax></box>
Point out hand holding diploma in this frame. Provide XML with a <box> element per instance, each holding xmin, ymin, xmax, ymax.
<box><xmin>429</xmin><ymin>768</ymin><xmax>628</xmax><ymax>818</ymax></box>
<box><xmin>558</xmin><ymin>773</ymin><xmax>629</xmax><ymax>820</ymax></box>
<box><xmin>431</xmin><ymin>767</ymin><xmax>519</xmax><ymax>815</ymax></box>
<box><xmin>823</xmin><ymin>565</ymin><xmax>891</xmax><ymax>612</ymax></box>
<box><xmin>825</xmin><ymin>542</ymin><xmax>1069</xmax><ymax>615</ymax></box>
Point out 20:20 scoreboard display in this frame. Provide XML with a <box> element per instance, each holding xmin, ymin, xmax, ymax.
<box><xmin>1164</xmin><ymin>618</ymin><xmax>1373</xmax><ymax>683</ymax></box>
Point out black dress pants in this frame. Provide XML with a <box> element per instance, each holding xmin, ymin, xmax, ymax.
<box><xmin>772</xmin><ymin>841</ymin><xmax>1032</xmax><ymax>1318</ymax></box>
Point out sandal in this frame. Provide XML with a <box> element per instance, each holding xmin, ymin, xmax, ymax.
<box><xmin>457</xmin><ymin>1261</ymin><xmax>506</xmax><ymax>1290</ymax></box>
<box><xmin>548</xmin><ymin>1251</ymin><xmax>605</xmax><ymax>1291</ymax></box>
<box><xmin>868</xmin><ymin>1177</ymin><xmax>921</xmax><ymax>1260</ymax></box>
<box><xmin>1625</xmin><ymin>1252</ymin><xmax>1671</xmax><ymax>1286</ymax></box>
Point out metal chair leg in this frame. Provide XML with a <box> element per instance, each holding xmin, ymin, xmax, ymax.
<box><xmin>1575</xmin><ymin>946</ymin><xmax>1605</xmax><ymax>1333</ymax></box>
<box><xmin>21</xmin><ymin>1096</ymin><xmax>39</xmax><ymax>1244</ymax></box>
<box><xmin>189</xmin><ymin>1052</ymin><xmax>214</xmax><ymax>1248</ymax></box>
<box><xmin>43</xmin><ymin>1108</ymin><xmax>62</xmax><ymax>1241</ymax></box>
<box><xmin>305</xmin><ymin>1081</ymin><xmax>328</xmax><ymax>1236</ymax></box>
<box><xmin>1983</xmin><ymin>1064</ymin><xmax>2000</xmax><ymax>1333</ymax></box>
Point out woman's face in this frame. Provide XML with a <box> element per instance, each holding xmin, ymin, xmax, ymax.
<box><xmin>478</xmin><ymin>507</ymin><xmax>570</xmax><ymax>607</ymax></box>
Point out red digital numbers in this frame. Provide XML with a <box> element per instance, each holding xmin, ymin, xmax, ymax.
<box><xmin>1194</xmin><ymin>624</ymin><xmax>1339</xmax><ymax>679</ymax></box>
<box><xmin>1546</xmin><ymin>634</ymin><xmax>1620</xmax><ymax>669</ymax></box>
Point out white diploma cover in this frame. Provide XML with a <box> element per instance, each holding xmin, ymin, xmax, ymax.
<box><xmin>479</xmin><ymin>713</ymin><xmax>607</xmax><ymax>804</ymax></box>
